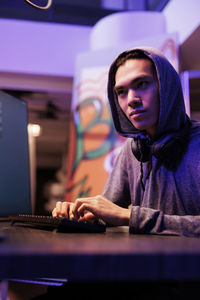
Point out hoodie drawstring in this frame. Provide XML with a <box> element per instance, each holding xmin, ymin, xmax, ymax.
<box><xmin>140</xmin><ymin>161</ymin><xmax>145</xmax><ymax>191</ymax></box>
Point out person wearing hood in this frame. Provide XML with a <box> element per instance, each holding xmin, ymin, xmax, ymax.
<box><xmin>52</xmin><ymin>46</ymin><xmax>200</xmax><ymax>237</ymax></box>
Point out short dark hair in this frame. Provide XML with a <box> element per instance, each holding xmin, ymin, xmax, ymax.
<box><xmin>113</xmin><ymin>50</ymin><xmax>157</xmax><ymax>85</ymax></box>
<box><xmin>115</xmin><ymin>51</ymin><xmax>151</xmax><ymax>69</ymax></box>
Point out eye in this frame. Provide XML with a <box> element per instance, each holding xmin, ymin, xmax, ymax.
<box><xmin>116</xmin><ymin>88</ymin><xmax>127</xmax><ymax>97</ymax></box>
<box><xmin>137</xmin><ymin>81</ymin><xmax>150</xmax><ymax>90</ymax></box>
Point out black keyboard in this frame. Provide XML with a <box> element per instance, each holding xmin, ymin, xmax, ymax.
<box><xmin>9</xmin><ymin>214</ymin><xmax>106</xmax><ymax>233</ymax></box>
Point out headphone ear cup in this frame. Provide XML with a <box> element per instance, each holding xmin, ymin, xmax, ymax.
<box><xmin>131</xmin><ymin>139</ymin><xmax>151</xmax><ymax>162</ymax></box>
<box><xmin>153</xmin><ymin>119</ymin><xmax>191</xmax><ymax>162</ymax></box>
<box><xmin>152</xmin><ymin>134</ymin><xmax>186</xmax><ymax>161</ymax></box>
<box><xmin>152</xmin><ymin>135</ymin><xmax>172</xmax><ymax>160</ymax></box>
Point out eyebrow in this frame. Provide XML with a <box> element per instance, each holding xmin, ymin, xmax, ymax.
<box><xmin>114</xmin><ymin>75</ymin><xmax>153</xmax><ymax>92</ymax></box>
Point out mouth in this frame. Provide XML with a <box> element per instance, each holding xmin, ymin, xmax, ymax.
<box><xmin>129</xmin><ymin>110</ymin><xmax>146</xmax><ymax>118</ymax></box>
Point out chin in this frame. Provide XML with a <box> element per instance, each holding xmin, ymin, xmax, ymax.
<box><xmin>132</xmin><ymin>123</ymin><xmax>147</xmax><ymax>131</ymax></box>
<box><xmin>132</xmin><ymin>121</ymin><xmax>155</xmax><ymax>133</ymax></box>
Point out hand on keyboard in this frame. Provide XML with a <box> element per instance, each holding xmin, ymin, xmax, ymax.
<box><xmin>52</xmin><ymin>196</ymin><xmax>130</xmax><ymax>227</ymax></box>
<box><xmin>52</xmin><ymin>201</ymin><xmax>97</xmax><ymax>223</ymax></box>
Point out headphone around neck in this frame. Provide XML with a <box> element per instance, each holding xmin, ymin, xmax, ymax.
<box><xmin>131</xmin><ymin>121</ymin><xmax>191</xmax><ymax>164</ymax></box>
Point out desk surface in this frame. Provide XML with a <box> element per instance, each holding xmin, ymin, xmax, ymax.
<box><xmin>1</xmin><ymin>222</ymin><xmax>200</xmax><ymax>281</ymax></box>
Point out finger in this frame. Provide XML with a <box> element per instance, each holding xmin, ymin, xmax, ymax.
<box><xmin>72</xmin><ymin>198</ymin><xmax>90</xmax><ymax>219</ymax></box>
<box><xmin>52</xmin><ymin>207</ymin><xmax>57</xmax><ymax>217</ymax></box>
<box><xmin>73</xmin><ymin>197</ymin><xmax>99</xmax><ymax>219</ymax></box>
<box><xmin>76</xmin><ymin>202</ymin><xmax>95</xmax><ymax>220</ymax></box>
<box><xmin>81</xmin><ymin>211</ymin><xmax>97</xmax><ymax>223</ymax></box>
<box><xmin>56</xmin><ymin>201</ymin><xmax>62</xmax><ymax>216</ymax></box>
<box><xmin>68</xmin><ymin>203</ymin><xmax>75</xmax><ymax>220</ymax></box>
<box><xmin>78</xmin><ymin>203</ymin><xmax>90</xmax><ymax>216</ymax></box>
<box><xmin>72</xmin><ymin>198</ymin><xmax>82</xmax><ymax>219</ymax></box>
<box><xmin>60</xmin><ymin>202</ymin><xmax>69</xmax><ymax>217</ymax></box>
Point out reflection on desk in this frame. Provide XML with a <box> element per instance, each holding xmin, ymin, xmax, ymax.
<box><xmin>1</xmin><ymin>222</ymin><xmax>200</xmax><ymax>281</ymax></box>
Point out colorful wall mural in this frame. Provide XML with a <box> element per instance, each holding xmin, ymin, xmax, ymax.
<box><xmin>65</xmin><ymin>66</ymin><xmax>124</xmax><ymax>201</ymax></box>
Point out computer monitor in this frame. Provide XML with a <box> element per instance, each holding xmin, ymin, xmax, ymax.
<box><xmin>0</xmin><ymin>90</ymin><xmax>31</xmax><ymax>218</ymax></box>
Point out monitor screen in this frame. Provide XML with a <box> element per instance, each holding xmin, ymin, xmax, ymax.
<box><xmin>0</xmin><ymin>91</ymin><xmax>31</xmax><ymax>217</ymax></box>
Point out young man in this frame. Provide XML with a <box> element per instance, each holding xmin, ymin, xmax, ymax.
<box><xmin>52</xmin><ymin>46</ymin><xmax>200</xmax><ymax>237</ymax></box>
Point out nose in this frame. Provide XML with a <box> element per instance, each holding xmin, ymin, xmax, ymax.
<box><xmin>127</xmin><ymin>89</ymin><xmax>141</xmax><ymax>107</ymax></box>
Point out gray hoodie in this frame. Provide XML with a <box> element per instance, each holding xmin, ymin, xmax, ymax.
<box><xmin>103</xmin><ymin>47</ymin><xmax>200</xmax><ymax>237</ymax></box>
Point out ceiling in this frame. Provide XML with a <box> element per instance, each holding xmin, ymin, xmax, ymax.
<box><xmin>0</xmin><ymin>0</ymin><xmax>170</xmax><ymax>26</ymax></box>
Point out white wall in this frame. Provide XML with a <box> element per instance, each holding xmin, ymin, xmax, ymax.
<box><xmin>0</xmin><ymin>2</ymin><xmax>199</xmax><ymax>77</ymax></box>
<box><xmin>163</xmin><ymin>0</ymin><xmax>200</xmax><ymax>43</ymax></box>
<box><xmin>90</xmin><ymin>11</ymin><xmax>166</xmax><ymax>51</ymax></box>
<box><xmin>0</xmin><ymin>18</ymin><xmax>92</xmax><ymax>77</ymax></box>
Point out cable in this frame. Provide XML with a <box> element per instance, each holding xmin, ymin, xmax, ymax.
<box><xmin>24</xmin><ymin>0</ymin><xmax>53</xmax><ymax>10</ymax></box>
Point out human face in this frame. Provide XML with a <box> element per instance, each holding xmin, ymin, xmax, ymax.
<box><xmin>114</xmin><ymin>59</ymin><xmax>160</xmax><ymax>137</ymax></box>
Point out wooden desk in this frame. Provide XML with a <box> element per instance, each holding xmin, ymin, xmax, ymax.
<box><xmin>1</xmin><ymin>222</ymin><xmax>200</xmax><ymax>281</ymax></box>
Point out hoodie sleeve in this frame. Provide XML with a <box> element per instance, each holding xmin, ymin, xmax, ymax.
<box><xmin>130</xmin><ymin>206</ymin><xmax>200</xmax><ymax>237</ymax></box>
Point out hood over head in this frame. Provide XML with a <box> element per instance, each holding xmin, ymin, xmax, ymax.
<box><xmin>107</xmin><ymin>46</ymin><xmax>188</xmax><ymax>140</ymax></box>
